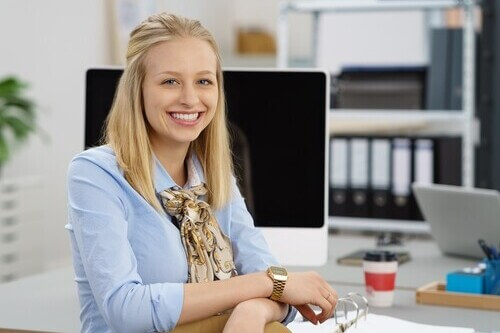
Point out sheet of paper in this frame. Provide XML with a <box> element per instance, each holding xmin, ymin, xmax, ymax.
<box><xmin>288</xmin><ymin>313</ymin><xmax>475</xmax><ymax>333</ymax></box>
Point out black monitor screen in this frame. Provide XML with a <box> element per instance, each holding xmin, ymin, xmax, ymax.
<box><xmin>85</xmin><ymin>69</ymin><xmax>326</xmax><ymax>228</ymax></box>
<box><xmin>85</xmin><ymin>69</ymin><xmax>123</xmax><ymax>147</ymax></box>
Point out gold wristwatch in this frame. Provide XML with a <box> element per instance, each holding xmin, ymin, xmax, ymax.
<box><xmin>266</xmin><ymin>266</ymin><xmax>288</xmax><ymax>301</ymax></box>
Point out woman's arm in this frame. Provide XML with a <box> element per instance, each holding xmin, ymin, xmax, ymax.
<box><xmin>177</xmin><ymin>270</ymin><xmax>337</xmax><ymax>326</ymax></box>
<box><xmin>177</xmin><ymin>271</ymin><xmax>272</xmax><ymax>324</ymax></box>
<box><xmin>68</xmin><ymin>156</ymin><xmax>186</xmax><ymax>333</ymax></box>
<box><xmin>222</xmin><ymin>298</ymin><xmax>288</xmax><ymax>333</ymax></box>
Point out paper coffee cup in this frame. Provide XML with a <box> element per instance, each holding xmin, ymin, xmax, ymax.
<box><xmin>363</xmin><ymin>251</ymin><xmax>398</xmax><ymax>307</ymax></box>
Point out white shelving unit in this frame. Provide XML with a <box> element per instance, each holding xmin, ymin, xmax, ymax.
<box><xmin>277</xmin><ymin>0</ymin><xmax>479</xmax><ymax>233</ymax></box>
<box><xmin>328</xmin><ymin>109</ymin><xmax>470</xmax><ymax>136</ymax></box>
<box><xmin>328</xmin><ymin>216</ymin><xmax>431</xmax><ymax>234</ymax></box>
<box><xmin>0</xmin><ymin>177</ymin><xmax>44</xmax><ymax>283</ymax></box>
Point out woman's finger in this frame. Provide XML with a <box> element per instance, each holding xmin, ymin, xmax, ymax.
<box><xmin>296</xmin><ymin>304</ymin><xmax>318</xmax><ymax>325</ymax></box>
<box><xmin>327</xmin><ymin>295</ymin><xmax>336</xmax><ymax>319</ymax></box>
<box><xmin>315</xmin><ymin>293</ymin><xmax>333</xmax><ymax>323</ymax></box>
<box><xmin>325</xmin><ymin>287</ymin><xmax>338</xmax><ymax>318</ymax></box>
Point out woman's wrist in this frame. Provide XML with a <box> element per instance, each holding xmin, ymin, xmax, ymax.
<box><xmin>253</xmin><ymin>271</ymin><xmax>274</xmax><ymax>299</ymax></box>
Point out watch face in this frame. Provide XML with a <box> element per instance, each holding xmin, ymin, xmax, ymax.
<box><xmin>271</xmin><ymin>266</ymin><xmax>287</xmax><ymax>277</ymax></box>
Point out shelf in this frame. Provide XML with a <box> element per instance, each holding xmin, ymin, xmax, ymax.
<box><xmin>279</xmin><ymin>0</ymin><xmax>478</xmax><ymax>231</ymax></box>
<box><xmin>221</xmin><ymin>54</ymin><xmax>276</xmax><ymax>68</ymax></box>
<box><xmin>329</xmin><ymin>109</ymin><xmax>467</xmax><ymax>135</ymax></box>
<box><xmin>287</xmin><ymin>0</ymin><xmax>465</xmax><ymax>13</ymax></box>
<box><xmin>329</xmin><ymin>216</ymin><xmax>431</xmax><ymax>234</ymax></box>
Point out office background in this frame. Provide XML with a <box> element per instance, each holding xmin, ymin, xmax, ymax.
<box><xmin>0</xmin><ymin>0</ymin><xmax>495</xmax><ymax>276</ymax></box>
<box><xmin>2</xmin><ymin>0</ymin><xmax>500</xmax><ymax>332</ymax></box>
<box><xmin>0</xmin><ymin>0</ymin><xmax>320</xmax><ymax>276</ymax></box>
<box><xmin>0</xmin><ymin>0</ymin><xmax>432</xmax><ymax>276</ymax></box>
<box><xmin>1</xmin><ymin>1</ymin><xmax>500</xmax><ymax>330</ymax></box>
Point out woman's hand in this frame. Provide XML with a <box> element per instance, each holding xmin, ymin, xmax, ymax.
<box><xmin>222</xmin><ymin>298</ymin><xmax>288</xmax><ymax>333</ymax></box>
<box><xmin>280</xmin><ymin>271</ymin><xmax>338</xmax><ymax>324</ymax></box>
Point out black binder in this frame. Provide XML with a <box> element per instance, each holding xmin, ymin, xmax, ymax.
<box><xmin>328</xmin><ymin>135</ymin><xmax>463</xmax><ymax>221</ymax></box>
<box><xmin>370</xmin><ymin>138</ymin><xmax>391</xmax><ymax>219</ymax></box>
<box><xmin>329</xmin><ymin>137</ymin><xmax>349</xmax><ymax>216</ymax></box>
<box><xmin>347</xmin><ymin>138</ymin><xmax>370</xmax><ymax>217</ymax></box>
<box><xmin>411</xmin><ymin>138</ymin><xmax>435</xmax><ymax>220</ymax></box>
<box><xmin>390</xmin><ymin>138</ymin><xmax>412</xmax><ymax>220</ymax></box>
<box><xmin>435</xmin><ymin>136</ymin><xmax>462</xmax><ymax>186</ymax></box>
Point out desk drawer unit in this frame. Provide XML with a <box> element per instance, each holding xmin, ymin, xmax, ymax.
<box><xmin>0</xmin><ymin>178</ymin><xmax>43</xmax><ymax>283</ymax></box>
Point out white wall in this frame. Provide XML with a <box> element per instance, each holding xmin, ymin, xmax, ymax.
<box><xmin>162</xmin><ymin>0</ymin><xmax>234</xmax><ymax>57</ymax></box>
<box><xmin>317</xmin><ymin>11</ymin><xmax>427</xmax><ymax>73</ymax></box>
<box><xmin>0</xmin><ymin>0</ymin><xmax>113</xmax><ymax>270</ymax></box>
<box><xmin>162</xmin><ymin>0</ymin><xmax>313</xmax><ymax>62</ymax></box>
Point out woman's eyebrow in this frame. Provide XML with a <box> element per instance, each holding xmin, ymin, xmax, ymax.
<box><xmin>155</xmin><ymin>70</ymin><xmax>216</xmax><ymax>77</ymax></box>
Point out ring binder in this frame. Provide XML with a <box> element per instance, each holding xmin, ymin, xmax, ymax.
<box><xmin>289</xmin><ymin>291</ymin><xmax>476</xmax><ymax>332</ymax></box>
<box><xmin>333</xmin><ymin>293</ymin><xmax>369</xmax><ymax>332</ymax></box>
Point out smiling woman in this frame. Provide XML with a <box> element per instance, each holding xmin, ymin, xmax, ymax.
<box><xmin>66</xmin><ymin>12</ymin><xmax>337</xmax><ymax>333</ymax></box>
<box><xmin>142</xmin><ymin>38</ymin><xmax>219</xmax><ymax>158</ymax></box>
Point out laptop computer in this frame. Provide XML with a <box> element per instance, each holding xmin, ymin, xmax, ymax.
<box><xmin>413</xmin><ymin>183</ymin><xmax>500</xmax><ymax>259</ymax></box>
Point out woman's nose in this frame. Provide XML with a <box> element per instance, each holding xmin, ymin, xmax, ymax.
<box><xmin>179</xmin><ymin>84</ymin><xmax>200</xmax><ymax>107</ymax></box>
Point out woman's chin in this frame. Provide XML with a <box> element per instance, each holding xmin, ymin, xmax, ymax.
<box><xmin>172</xmin><ymin>132</ymin><xmax>203</xmax><ymax>145</ymax></box>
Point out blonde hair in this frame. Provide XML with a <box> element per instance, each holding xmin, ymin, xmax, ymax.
<box><xmin>104</xmin><ymin>13</ymin><xmax>233</xmax><ymax>212</ymax></box>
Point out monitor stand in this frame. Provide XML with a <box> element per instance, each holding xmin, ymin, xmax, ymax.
<box><xmin>376</xmin><ymin>232</ymin><xmax>404</xmax><ymax>247</ymax></box>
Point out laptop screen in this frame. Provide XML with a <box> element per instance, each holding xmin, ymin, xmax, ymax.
<box><xmin>85</xmin><ymin>68</ymin><xmax>327</xmax><ymax>228</ymax></box>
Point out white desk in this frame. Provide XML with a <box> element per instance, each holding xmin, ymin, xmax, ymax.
<box><xmin>332</xmin><ymin>284</ymin><xmax>499</xmax><ymax>333</ymax></box>
<box><xmin>0</xmin><ymin>234</ymin><xmax>498</xmax><ymax>332</ymax></box>
<box><xmin>0</xmin><ymin>266</ymin><xmax>79</xmax><ymax>333</ymax></box>
<box><xmin>291</xmin><ymin>233</ymin><xmax>481</xmax><ymax>289</ymax></box>
<box><xmin>292</xmin><ymin>233</ymin><xmax>500</xmax><ymax>332</ymax></box>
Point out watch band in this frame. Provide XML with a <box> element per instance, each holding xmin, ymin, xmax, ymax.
<box><xmin>267</xmin><ymin>266</ymin><xmax>288</xmax><ymax>301</ymax></box>
<box><xmin>270</xmin><ymin>278</ymin><xmax>286</xmax><ymax>301</ymax></box>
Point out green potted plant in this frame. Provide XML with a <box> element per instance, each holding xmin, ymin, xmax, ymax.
<box><xmin>0</xmin><ymin>76</ymin><xmax>37</xmax><ymax>168</ymax></box>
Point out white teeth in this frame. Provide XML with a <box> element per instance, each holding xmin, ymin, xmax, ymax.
<box><xmin>171</xmin><ymin>113</ymin><xmax>199</xmax><ymax>121</ymax></box>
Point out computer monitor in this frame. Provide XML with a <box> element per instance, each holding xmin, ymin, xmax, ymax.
<box><xmin>85</xmin><ymin>67</ymin><xmax>329</xmax><ymax>266</ymax></box>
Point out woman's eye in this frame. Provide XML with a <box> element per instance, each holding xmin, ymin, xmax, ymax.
<box><xmin>198</xmin><ymin>79</ymin><xmax>213</xmax><ymax>86</ymax></box>
<box><xmin>162</xmin><ymin>79</ymin><xmax>178</xmax><ymax>85</ymax></box>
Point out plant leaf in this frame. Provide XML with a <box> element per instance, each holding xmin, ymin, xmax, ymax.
<box><xmin>0</xmin><ymin>77</ymin><xmax>27</xmax><ymax>98</ymax></box>
<box><xmin>3</xmin><ymin>95</ymin><xmax>35</xmax><ymax>111</ymax></box>
<box><xmin>0</xmin><ymin>75</ymin><xmax>39</xmax><ymax>165</ymax></box>
<box><xmin>3</xmin><ymin>116</ymin><xmax>33</xmax><ymax>139</ymax></box>
<box><xmin>0</xmin><ymin>130</ymin><xmax>9</xmax><ymax>164</ymax></box>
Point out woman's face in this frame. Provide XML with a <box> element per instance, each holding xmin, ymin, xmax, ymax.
<box><xmin>142</xmin><ymin>37</ymin><xmax>218</xmax><ymax>148</ymax></box>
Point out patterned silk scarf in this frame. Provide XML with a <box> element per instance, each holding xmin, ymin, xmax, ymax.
<box><xmin>158</xmin><ymin>184</ymin><xmax>238</xmax><ymax>283</ymax></box>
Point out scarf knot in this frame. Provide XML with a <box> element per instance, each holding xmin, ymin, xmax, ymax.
<box><xmin>159</xmin><ymin>183</ymin><xmax>238</xmax><ymax>283</ymax></box>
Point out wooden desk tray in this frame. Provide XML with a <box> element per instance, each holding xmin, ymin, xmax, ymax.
<box><xmin>416</xmin><ymin>281</ymin><xmax>500</xmax><ymax>311</ymax></box>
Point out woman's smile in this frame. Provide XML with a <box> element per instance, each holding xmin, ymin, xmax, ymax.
<box><xmin>167</xmin><ymin>111</ymin><xmax>205</xmax><ymax>127</ymax></box>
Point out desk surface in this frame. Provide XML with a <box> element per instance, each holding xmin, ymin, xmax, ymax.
<box><xmin>291</xmin><ymin>233</ymin><xmax>481</xmax><ymax>290</ymax></box>
<box><xmin>0</xmin><ymin>266</ymin><xmax>80</xmax><ymax>333</ymax></box>
<box><xmin>0</xmin><ymin>233</ymin><xmax>498</xmax><ymax>333</ymax></box>
<box><xmin>332</xmin><ymin>284</ymin><xmax>499</xmax><ymax>333</ymax></box>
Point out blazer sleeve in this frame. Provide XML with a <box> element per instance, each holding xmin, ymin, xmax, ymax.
<box><xmin>67</xmin><ymin>156</ymin><xmax>183</xmax><ymax>333</ymax></box>
<box><xmin>228</xmin><ymin>176</ymin><xmax>297</xmax><ymax>325</ymax></box>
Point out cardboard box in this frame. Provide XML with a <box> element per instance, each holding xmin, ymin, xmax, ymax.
<box><xmin>236</xmin><ymin>29</ymin><xmax>276</xmax><ymax>54</ymax></box>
